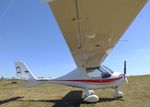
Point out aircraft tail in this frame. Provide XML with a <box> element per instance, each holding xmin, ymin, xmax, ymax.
<box><xmin>15</xmin><ymin>61</ymin><xmax>37</xmax><ymax>80</ymax></box>
<box><xmin>15</xmin><ymin>61</ymin><xmax>38</xmax><ymax>87</ymax></box>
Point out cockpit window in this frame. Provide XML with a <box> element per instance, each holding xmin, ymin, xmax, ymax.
<box><xmin>86</xmin><ymin>67</ymin><xmax>102</xmax><ymax>78</ymax></box>
<box><xmin>86</xmin><ymin>67</ymin><xmax>111</xmax><ymax>78</ymax></box>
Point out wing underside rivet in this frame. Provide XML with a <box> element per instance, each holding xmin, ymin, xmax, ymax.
<box><xmin>72</xmin><ymin>18</ymin><xmax>76</xmax><ymax>21</ymax></box>
<box><xmin>95</xmin><ymin>45</ymin><xmax>100</xmax><ymax>47</ymax></box>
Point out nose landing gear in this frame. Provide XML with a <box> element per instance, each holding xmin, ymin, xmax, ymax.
<box><xmin>113</xmin><ymin>87</ymin><xmax>124</xmax><ymax>98</ymax></box>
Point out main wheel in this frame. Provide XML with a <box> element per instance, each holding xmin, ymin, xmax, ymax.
<box><xmin>83</xmin><ymin>95</ymin><xmax>99</xmax><ymax>103</ymax></box>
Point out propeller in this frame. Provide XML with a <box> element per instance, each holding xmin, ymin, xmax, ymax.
<box><xmin>124</xmin><ymin>60</ymin><xmax>128</xmax><ymax>84</ymax></box>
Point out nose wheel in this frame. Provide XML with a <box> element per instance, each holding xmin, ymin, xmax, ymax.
<box><xmin>83</xmin><ymin>89</ymin><xmax>99</xmax><ymax>103</ymax></box>
<box><xmin>113</xmin><ymin>87</ymin><xmax>124</xmax><ymax>98</ymax></box>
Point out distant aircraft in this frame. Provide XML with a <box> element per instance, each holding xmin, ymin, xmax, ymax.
<box><xmin>15</xmin><ymin>0</ymin><xmax>147</xmax><ymax>103</ymax></box>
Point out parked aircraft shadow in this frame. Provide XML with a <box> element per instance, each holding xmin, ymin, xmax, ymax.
<box><xmin>0</xmin><ymin>96</ymin><xmax>24</xmax><ymax>105</ymax></box>
<box><xmin>50</xmin><ymin>90</ymin><xmax>83</xmax><ymax>107</ymax></box>
<box><xmin>18</xmin><ymin>90</ymin><xmax>124</xmax><ymax>107</ymax></box>
<box><xmin>19</xmin><ymin>90</ymin><xmax>83</xmax><ymax>107</ymax></box>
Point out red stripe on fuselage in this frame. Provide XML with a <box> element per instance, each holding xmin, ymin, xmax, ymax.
<box><xmin>55</xmin><ymin>76</ymin><xmax>123</xmax><ymax>83</ymax></box>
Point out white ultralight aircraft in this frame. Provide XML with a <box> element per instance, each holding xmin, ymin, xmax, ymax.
<box><xmin>15</xmin><ymin>0</ymin><xmax>147</xmax><ymax>103</ymax></box>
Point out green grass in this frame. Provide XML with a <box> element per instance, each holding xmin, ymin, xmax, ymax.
<box><xmin>0</xmin><ymin>75</ymin><xmax>150</xmax><ymax>107</ymax></box>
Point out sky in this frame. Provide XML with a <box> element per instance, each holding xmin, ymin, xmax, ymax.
<box><xmin>0</xmin><ymin>0</ymin><xmax>150</xmax><ymax>78</ymax></box>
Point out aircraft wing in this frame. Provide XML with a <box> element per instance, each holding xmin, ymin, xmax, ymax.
<box><xmin>48</xmin><ymin>0</ymin><xmax>147</xmax><ymax>68</ymax></box>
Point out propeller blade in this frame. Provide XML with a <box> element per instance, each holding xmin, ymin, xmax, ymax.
<box><xmin>125</xmin><ymin>77</ymin><xmax>129</xmax><ymax>84</ymax></box>
<box><xmin>123</xmin><ymin>60</ymin><xmax>129</xmax><ymax>84</ymax></box>
<box><xmin>124</xmin><ymin>60</ymin><xmax>126</xmax><ymax>75</ymax></box>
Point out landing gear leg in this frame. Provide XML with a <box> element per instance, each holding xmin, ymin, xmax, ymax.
<box><xmin>114</xmin><ymin>86</ymin><xmax>124</xmax><ymax>98</ymax></box>
<box><xmin>83</xmin><ymin>89</ymin><xmax>99</xmax><ymax>103</ymax></box>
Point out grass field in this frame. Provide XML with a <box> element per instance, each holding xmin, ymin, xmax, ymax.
<box><xmin>0</xmin><ymin>75</ymin><xmax>150</xmax><ymax>107</ymax></box>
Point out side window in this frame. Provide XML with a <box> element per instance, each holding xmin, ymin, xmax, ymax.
<box><xmin>86</xmin><ymin>67</ymin><xmax>111</xmax><ymax>78</ymax></box>
<box><xmin>86</xmin><ymin>68</ymin><xmax>102</xmax><ymax>78</ymax></box>
<box><xmin>100</xmin><ymin>67</ymin><xmax>111</xmax><ymax>78</ymax></box>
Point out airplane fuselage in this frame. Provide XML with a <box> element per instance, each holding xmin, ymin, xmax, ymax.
<box><xmin>36</xmin><ymin>67</ymin><xmax>124</xmax><ymax>89</ymax></box>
